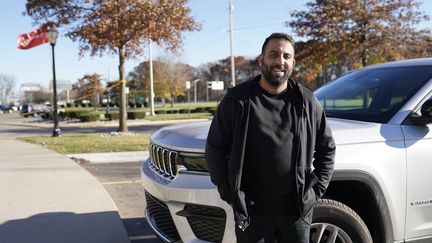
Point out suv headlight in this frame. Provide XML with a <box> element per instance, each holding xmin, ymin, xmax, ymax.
<box><xmin>177</xmin><ymin>153</ymin><xmax>208</xmax><ymax>172</ymax></box>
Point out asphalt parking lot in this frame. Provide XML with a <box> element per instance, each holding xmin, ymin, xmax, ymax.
<box><xmin>80</xmin><ymin>161</ymin><xmax>162</xmax><ymax>243</ymax></box>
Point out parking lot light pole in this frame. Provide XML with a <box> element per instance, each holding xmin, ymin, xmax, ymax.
<box><xmin>48</xmin><ymin>26</ymin><xmax>60</xmax><ymax>137</ymax></box>
<box><xmin>193</xmin><ymin>79</ymin><xmax>200</xmax><ymax>103</ymax></box>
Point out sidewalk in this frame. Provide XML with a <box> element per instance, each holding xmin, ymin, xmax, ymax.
<box><xmin>0</xmin><ymin>138</ymin><xmax>130</xmax><ymax>243</ymax></box>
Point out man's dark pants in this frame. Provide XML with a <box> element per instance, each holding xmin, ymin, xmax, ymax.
<box><xmin>235</xmin><ymin>210</ymin><xmax>310</xmax><ymax>243</ymax></box>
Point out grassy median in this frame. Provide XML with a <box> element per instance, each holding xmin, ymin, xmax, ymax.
<box><xmin>18</xmin><ymin>133</ymin><xmax>151</xmax><ymax>154</ymax></box>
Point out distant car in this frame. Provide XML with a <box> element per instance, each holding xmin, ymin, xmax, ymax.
<box><xmin>20</xmin><ymin>104</ymin><xmax>48</xmax><ymax>117</ymax></box>
<box><xmin>141</xmin><ymin>58</ymin><xmax>432</xmax><ymax>243</ymax></box>
<box><xmin>0</xmin><ymin>105</ymin><xmax>14</xmax><ymax>113</ymax></box>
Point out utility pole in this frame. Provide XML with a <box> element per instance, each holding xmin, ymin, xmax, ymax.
<box><xmin>229</xmin><ymin>0</ymin><xmax>236</xmax><ymax>87</ymax></box>
<box><xmin>149</xmin><ymin>39</ymin><xmax>155</xmax><ymax>116</ymax></box>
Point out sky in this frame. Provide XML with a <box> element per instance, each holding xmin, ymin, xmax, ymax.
<box><xmin>1</xmin><ymin>0</ymin><xmax>432</xmax><ymax>93</ymax></box>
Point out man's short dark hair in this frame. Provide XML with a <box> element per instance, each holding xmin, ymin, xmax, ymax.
<box><xmin>261</xmin><ymin>33</ymin><xmax>295</xmax><ymax>54</ymax></box>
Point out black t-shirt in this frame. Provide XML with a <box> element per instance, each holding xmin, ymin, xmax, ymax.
<box><xmin>242</xmin><ymin>81</ymin><xmax>297</xmax><ymax>215</ymax></box>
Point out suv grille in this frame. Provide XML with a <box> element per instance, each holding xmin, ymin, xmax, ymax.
<box><xmin>145</xmin><ymin>191</ymin><xmax>181</xmax><ymax>242</ymax></box>
<box><xmin>149</xmin><ymin>143</ymin><xmax>178</xmax><ymax>180</ymax></box>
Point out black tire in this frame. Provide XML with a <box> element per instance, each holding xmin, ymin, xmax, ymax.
<box><xmin>311</xmin><ymin>199</ymin><xmax>373</xmax><ymax>243</ymax></box>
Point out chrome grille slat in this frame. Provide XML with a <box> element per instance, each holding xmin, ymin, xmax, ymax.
<box><xmin>151</xmin><ymin>144</ymin><xmax>157</xmax><ymax>167</ymax></box>
<box><xmin>162</xmin><ymin>149</ymin><xmax>170</xmax><ymax>176</ymax></box>
<box><xmin>156</xmin><ymin>146</ymin><xmax>162</xmax><ymax>170</ymax></box>
<box><xmin>168</xmin><ymin>151</ymin><xmax>176</xmax><ymax>177</ymax></box>
<box><xmin>149</xmin><ymin>143</ymin><xmax>178</xmax><ymax>180</ymax></box>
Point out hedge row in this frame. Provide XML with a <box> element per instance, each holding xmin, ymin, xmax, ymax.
<box><xmin>60</xmin><ymin>102</ymin><xmax>147</xmax><ymax>108</ymax></box>
<box><xmin>154</xmin><ymin>106</ymin><xmax>215</xmax><ymax>115</ymax></box>
<box><xmin>42</xmin><ymin>106</ymin><xmax>216</xmax><ymax>122</ymax></box>
<box><xmin>79</xmin><ymin>113</ymin><xmax>101</xmax><ymax>122</ymax></box>
<box><xmin>105</xmin><ymin>111</ymin><xmax>146</xmax><ymax>120</ymax></box>
<box><xmin>42</xmin><ymin>110</ymin><xmax>147</xmax><ymax>122</ymax></box>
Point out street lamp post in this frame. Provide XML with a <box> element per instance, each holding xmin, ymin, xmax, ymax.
<box><xmin>48</xmin><ymin>26</ymin><xmax>60</xmax><ymax>137</ymax></box>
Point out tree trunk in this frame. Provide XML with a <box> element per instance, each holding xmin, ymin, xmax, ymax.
<box><xmin>118</xmin><ymin>46</ymin><xmax>128</xmax><ymax>133</ymax></box>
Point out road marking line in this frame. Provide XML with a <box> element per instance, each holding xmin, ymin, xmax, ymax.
<box><xmin>129</xmin><ymin>235</ymin><xmax>157</xmax><ymax>240</ymax></box>
<box><xmin>101</xmin><ymin>180</ymin><xmax>143</xmax><ymax>185</ymax></box>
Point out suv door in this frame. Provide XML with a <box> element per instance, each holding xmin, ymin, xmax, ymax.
<box><xmin>402</xmin><ymin>93</ymin><xmax>432</xmax><ymax>241</ymax></box>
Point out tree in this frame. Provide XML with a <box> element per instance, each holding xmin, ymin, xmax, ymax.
<box><xmin>128</xmin><ymin>57</ymin><xmax>195</xmax><ymax>106</ymax></box>
<box><xmin>128</xmin><ymin>60</ymin><xmax>170</xmax><ymax>104</ymax></box>
<box><xmin>31</xmin><ymin>90</ymin><xmax>51</xmax><ymax>104</ymax></box>
<box><xmin>71</xmin><ymin>73</ymin><xmax>104</xmax><ymax>107</ymax></box>
<box><xmin>156</xmin><ymin>54</ymin><xmax>194</xmax><ymax>107</ymax></box>
<box><xmin>0</xmin><ymin>74</ymin><xmax>16</xmax><ymax>105</ymax></box>
<box><xmin>26</xmin><ymin>0</ymin><xmax>201</xmax><ymax>132</ymax></box>
<box><xmin>126</xmin><ymin>78</ymin><xmax>145</xmax><ymax>105</ymax></box>
<box><xmin>288</xmin><ymin>0</ymin><xmax>432</xmax><ymax>84</ymax></box>
<box><xmin>197</xmin><ymin>56</ymin><xmax>260</xmax><ymax>99</ymax></box>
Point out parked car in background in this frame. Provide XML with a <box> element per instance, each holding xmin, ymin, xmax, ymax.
<box><xmin>20</xmin><ymin>104</ymin><xmax>48</xmax><ymax>117</ymax></box>
<box><xmin>141</xmin><ymin>58</ymin><xmax>432</xmax><ymax>243</ymax></box>
<box><xmin>0</xmin><ymin>105</ymin><xmax>14</xmax><ymax>113</ymax></box>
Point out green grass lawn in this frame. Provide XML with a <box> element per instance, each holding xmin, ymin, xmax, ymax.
<box><xmin>18</xmin><ymin>133</ymin><xmax>151</xmax><ymax>154</ymax></box>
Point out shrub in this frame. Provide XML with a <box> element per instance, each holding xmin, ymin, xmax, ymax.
<box><xmin>41</xmin><ymin>111</ymin><xmax>51</xmax><ymax>119</ymax></box>
<box><xmin>79</xmin><ymin>113</ymin><xmax>100</xmax><ymax>122</ymax></box>
<box><xmin>66</xmin><ymin>103</ymin><xmax>74</xmax><ymax>108</ymax></box>
<box><xmin>179</xmin><ymin>109</ymin><xmax>189</xmax><ymax>114</ymax></box>
<box><xmin>136</xmin><ymin>103</ymin><xmax>143</xmax><ymax>108</ymax></box>
<box><xmin>155</xmin><ymin>110</ymin><xmax>167</xmax><ymax>114</ymax></box>
<box><xmin>105</xmin><ymin>112</ymin><xmax>120</xmax><ymax>120</ymax></box>
<box><xmin>58</xmin><ymin>110</ymin><xmax>65</xmax><ymax>118</ymax></box>
<box><xmin>128</xmin><ymin>102</ymin><xmax>136</xmax><ymax>108</ymax></box>
<box><xmin>127</xmin><ymin>111</ymin><xmax>145</xmax><ymax>120</ymax></box>
<box><xmin>65</xmin><ymin>110</ymin><xmax>90</xmax><ymax>119</ymax></box>
<box><xmin>194</xmin><ymin>107</ymin><xmax>206</xmax><ymax>113</ymax></box>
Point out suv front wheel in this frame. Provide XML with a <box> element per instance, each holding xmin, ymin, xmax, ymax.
<box><xmin>311</xmin><ymin>199</ymin><xmax>373</xmax><ymax>243</ymax></box>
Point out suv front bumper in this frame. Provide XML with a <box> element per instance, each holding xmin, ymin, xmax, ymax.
<box><xmin>141</xmin><ymin>159</ymin><xmax>236</xmax><ymax>243</ymax></box>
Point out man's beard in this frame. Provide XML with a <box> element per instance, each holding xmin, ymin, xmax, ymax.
<box><xmin>261</xmin><ymin>63</ymin><xmax>292</xmax><ymax>88</ymax></box>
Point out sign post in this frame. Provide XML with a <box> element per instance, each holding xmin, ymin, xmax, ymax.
<box><xmin>186</xmin><ymin>81</ymin><xmax>191</xmax><ymax>118</ymax></box>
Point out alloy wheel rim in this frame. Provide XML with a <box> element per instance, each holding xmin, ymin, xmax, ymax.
<box><xmin>310</xmin><ymin>222</ymin><xmax>352</xmax><ymax>243</ymax></box>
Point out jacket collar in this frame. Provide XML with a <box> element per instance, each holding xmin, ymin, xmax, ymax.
<box><xmin>226</xmin><ymin>75</ymin><xmax>304</xmax><ymax>102</ymax></box>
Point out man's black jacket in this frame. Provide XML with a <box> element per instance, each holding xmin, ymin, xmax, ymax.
<box><xmin>205</xmin><ymin>76</ymin><xmax>336</xmax><ymax>230</ymax></box>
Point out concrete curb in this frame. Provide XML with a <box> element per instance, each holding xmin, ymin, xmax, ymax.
<box><xmin>67</xmin><ymin>151</ymin><xmax>149</xmax><ymax>164</ymax></box>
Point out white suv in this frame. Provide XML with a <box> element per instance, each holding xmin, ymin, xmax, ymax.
<box><xmin>141</xmin><ymin>58</ymin><xmax>432</xmax><ymax>243</ymax></box>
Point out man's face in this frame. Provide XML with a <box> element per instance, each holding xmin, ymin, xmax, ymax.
<box><xmin>259</xmin><ymin>38</ymin><xmax>295</xmax><ymax>87</ymax></box>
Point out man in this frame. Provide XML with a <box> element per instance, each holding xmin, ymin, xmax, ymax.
<box><xmin>205</xmin><ymin>32</ymin><xmax>335</xmax><ymax>242</ymax></box>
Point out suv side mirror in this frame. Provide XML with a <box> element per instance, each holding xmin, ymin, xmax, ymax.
<box><xmin>409</xmin><ymin>100</ymin><xmax>432</xmax><ymax>125</ymax></box>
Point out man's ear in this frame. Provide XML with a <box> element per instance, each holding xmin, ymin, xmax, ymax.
<box><xmin>293</xmin><ymin>59</ymin><xmax>296</xmax><ymax>66</ymax></box>
<box><xmin>258</xmin><ymin>54</ymin><xmax>263</xmax><ymax>67</ymax></box>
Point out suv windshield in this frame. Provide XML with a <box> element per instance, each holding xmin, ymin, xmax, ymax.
<box><xmin>315</xmin><ymin>66</ymin><xmax>432</xmax><ymax>123</ymax></box>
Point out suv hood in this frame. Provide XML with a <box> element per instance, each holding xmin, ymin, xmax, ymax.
<box><xmin>150</xmin><ymin>118</ymin><xmax>397</xmax><ymax>152</ymax></box>
<box><xmin>150</xmin><ymin>121</ymin><xmax>211</xmax><ymax>153</ymax></box>
<box><xmin>327</xmin><ymin>118</ymin><xmax>396</xmax><ymax>145</ymax></box>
